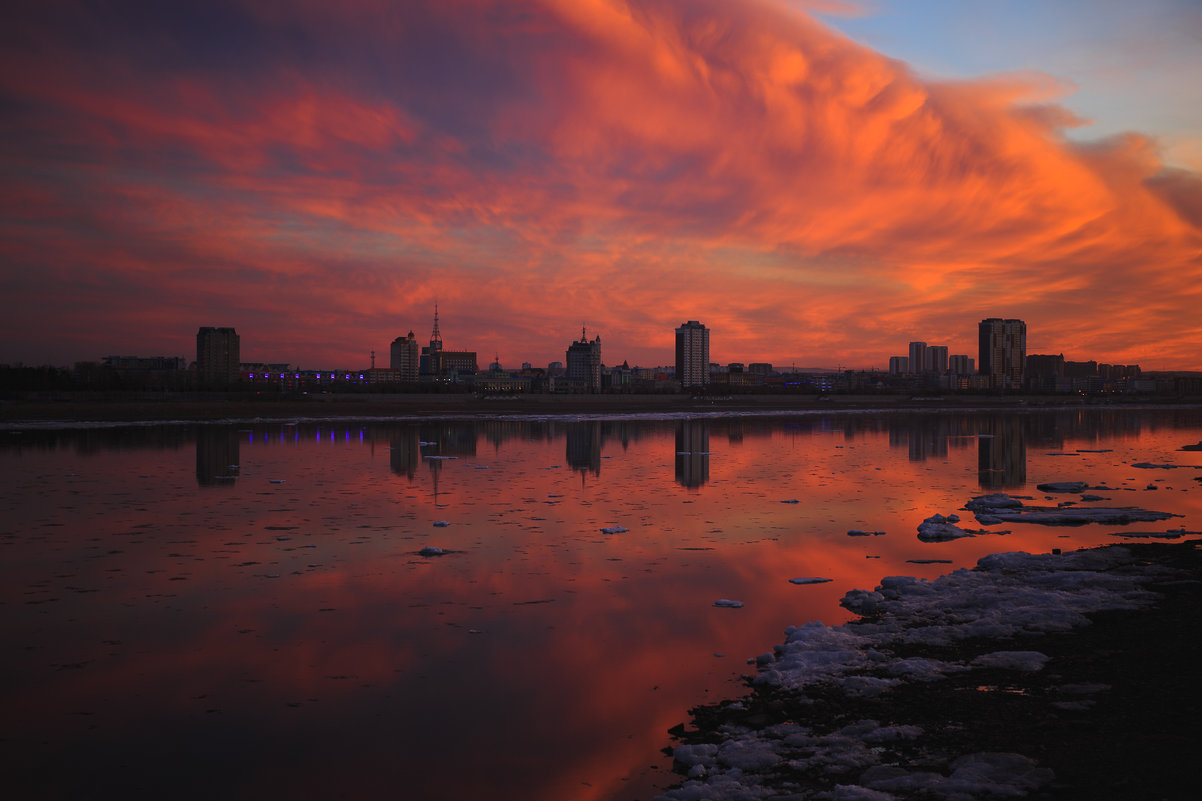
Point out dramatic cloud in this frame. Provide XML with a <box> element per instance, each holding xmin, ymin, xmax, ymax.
<box><xmin>2</xmin><ymin>0</ymin><xmax>1199</xmax><ymax>369</ymax></box>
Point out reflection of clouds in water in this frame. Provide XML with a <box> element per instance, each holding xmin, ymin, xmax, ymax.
<box><xmin>1</xmin><ymin>409</ymin><xmax>1200</xmax><ymax>800</ymax></box>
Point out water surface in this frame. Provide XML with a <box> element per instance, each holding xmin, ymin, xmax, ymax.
<box><xmin>3</xmin><ymin>408</ymin><xmax>1200</xmax><ymax>800</ymax></box>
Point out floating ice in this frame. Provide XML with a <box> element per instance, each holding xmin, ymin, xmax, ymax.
<box><xmin>269</xmin><ymin>479</ymin><xmax>286</xmax><ymax>484</ymax></box>
<box><xmin>916</xmin><ymin>513</ymin><xmax>975</xmax><ymax>541</ymax></box>
<box><xmin>600</xmin><ymin>525</ymin><xmax>628</xmax><ymax>534</ymax></box>
<box><xmin>1180</xmin><ymin>441</ymin><xmax>1202</xmax><ymax>451</ymax></box>
<box><xmin>971</xmin><ymin>650</ymin><xmax>1049</xmax><ymax>672</ymax></box>
<box><xmin>965</xmin><ymin>493</ymin><xmax>1178</xmax><ymax>526</ymax></box>
<box><xmin>659</xmin><ymin>546</ymin><xmax>1161</xmax><ymax>801</ymax></box>
<box><xmin>1108</xmin><ymin>529</ymin><xmax>1194</xmax><ymax>539</ymax></box>
<box><xmin>780</xmin><ymin>499</ymin><xmax>800</xmax><ymax>504</ymax></box>
<box><xmin>713</xmin><ymin>599</ymin><xmax>744</xmax><ymax>608</ymax></box>
<box><xmin>433</xmin><ymin>520</ymin><xmax>451</xmax><ymax>527</ymax></box>
<box><xmin>1132</xmin><ymin>462</ymin><xmax>1179</xmax><ymax>469</ymax></box>
<box><xmin>418</xmin><ymin>546</ymin><xmax>445</xmax><ymax>557</ymax></box>
<box><xmin>789</xmin><ymin>577</ymin><xmax>833</xmax><ymax>585</ymax></box>
<box><xmin>1036</xmin><ymin>481</ymin><xmax>1088</xmax><ymax>492</ymax></box>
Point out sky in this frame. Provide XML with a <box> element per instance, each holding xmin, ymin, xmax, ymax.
<box><xmin>2</xmin><ymin>0</ymin><xmax>1200</xmax><ymax>371</ymax></box>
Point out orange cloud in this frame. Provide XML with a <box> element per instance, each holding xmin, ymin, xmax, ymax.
<box><xmin>1</xmin><ymin>0</ymin><xmax>1199</xmax><ymax>369</ymax></box>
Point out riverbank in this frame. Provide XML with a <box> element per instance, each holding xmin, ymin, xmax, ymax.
<box><xmin>3</xmin><ymin>392</ymin><xmax>1197</xmax><ymax>426</ymax></box>
<box><xmin>657</xmin><ymin>539</ymin><xmax>1200</xmax><ymax>800</ymax></box>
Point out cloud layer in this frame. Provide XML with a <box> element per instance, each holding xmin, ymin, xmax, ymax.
<box><xmin>2</xmin><ymin>0</ymin><xmax>1200</xmax><ymax>369</ymax></box>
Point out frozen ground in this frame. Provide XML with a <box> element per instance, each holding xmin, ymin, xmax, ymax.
<box><xmin>658</xmin><ymin>540</ymin><xmax>1201</xmax><ymax>800</ymax></box>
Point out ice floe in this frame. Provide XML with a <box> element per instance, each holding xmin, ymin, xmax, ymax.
<box><xmin>657</xmin><ymin>545</ymin><xmax>1167</xmax><ymax>801</ymax></box>
<box><xmin>418</xmin><ymin>546</ymin><xmax>445</xmax><ymax>557</ymax></box>
<box><xmin>789</xmin><ymin>577</ymin><xmax>833</xmax><ymax>585</ymax></box>
<box><xmin>1036</xmin><ymin>481</ymin><xmax>1089</xmax><ymax>493</ymax></box>
<box><xmin>965</xmin><ymin>492</ymin><xmax>1178</xmax><ymax>527</ymax></box>
<box><xmin>600</xmin><ymin>525</ymin><xmax>628</xmax><ymax>534</ymax></box>
<box><xmin>916</xmin><ymin>514</ymin><xmax>978</xmax><ymax>541</ymax></box>
<box><xmin>713</xmin><ymin>599</ymin><xmax>744</xmax><ymax>608</ymax></box>
<box><xmin>432</xmin><ymin>520</ymin><xmax>451</xmax><ymax>527</ymax></box>
<box><xmin>970</xmin><ymin>650</ymin><xmax>1049</xmax><ymax>672</ymax></box>
<box><xmin>847</xmin><ymin>529</ymin><xmax>886</xmax><ymax>537</ymax></box>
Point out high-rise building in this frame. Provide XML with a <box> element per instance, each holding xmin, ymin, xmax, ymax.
<box><xmin>978</xmin><ymin>318</ymin><xmax>1026</xmax><ymax>390</ymax></box>
<box><xmin>675</xmin><ymin>321</ymin><xmax>710</xmax><ymax>389</ymax></box>
<box><xmin>196</xmin><ymin>326</ymin><xmax>239</xmax><ymax>388</ymax></box>
<box><xmin>908</xmin><ymin>342</ymin><xmax>927</xmax><ymax>375</ymax></box>
<box><xmin>948</xmin><ymin>354</ymin><xmax>975</xmax><ymax>375</ymax></box>
<box><xmin>565</xmin><ymin>328</ymin><xmax>602</xmax><ymax>392</ymax></box>
<box><xmin>889</xmin><ymin>356</ymin><xmax>909</xmax><ymax>375</ymax></box>
<box><xmin>390</xmin><ymin>331</ymin><xmax>420</xmax><ymax>381</ymax></box>
<box><xmin>925</xmin><ymin>345</ymin><xmax>948</xmax><ymax>374</ymax></box>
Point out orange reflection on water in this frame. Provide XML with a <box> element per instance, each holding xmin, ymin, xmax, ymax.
<box><xmin>2</xmin><ymin>409</ymin><xmax>1201</xmax><ymax>800</ymax></box>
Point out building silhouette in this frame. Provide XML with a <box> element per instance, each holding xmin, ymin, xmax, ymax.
<box><xmin>979</xmin><ymin>318</ymin><xmax>1026</xmax><ymax>390</ymax></box>
<box><xmin>390</xmin><ymin>331</ymin><xmax>420</xmax><ymax>381</ymax></box>
<box><xmin>420</xmin><ymin>306</ymin><xmax>477</xmax><ymax>378</ymax></box>
<box><xmin>196</xmin><ymin>326</ymin><xmax>239</xmax><ymax>388</ymax></box>
<box><xmin>925</xmin><ymin>345</ymin><xmax>948</xmax><ymax>374</ymax></box>
<box><xmin>949</xmin><ymin>354</ymin><xmax>974</xmax><ymax>375</ymax></box>
<box><xmin>908</xmin><ymin>341</ymin><xmax>927</xmax><ymax>375</ymax></box>
<box><xmin>675</xmin><ymin>321</ymin><xmax>710</xmax><ymax>389</ymax></box>
<box><xmin>565</xmin><ymin>328</ymin><xmax>601</xmax><ymax>392</ymax></box>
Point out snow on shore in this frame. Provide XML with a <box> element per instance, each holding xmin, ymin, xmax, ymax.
<box><xmin>656</xmin><ymin>545</ymin><xmax>1171</xmax><ymax>800</ymax></box>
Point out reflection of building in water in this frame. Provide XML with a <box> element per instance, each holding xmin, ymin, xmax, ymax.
<box><xmin>566</xmin><ymin>422</ymin><xmax>601</xmax><ymax>478</ymax></box>
<box><xmin>675</xmin><ymin>421</ymin><xmax>710</xmax><ymax>488</ymax></box>
<box><xmin>195</xmin><ymin>427</ymin><xmax>240</xmax><ymax>487</ymax></box>
<box><xmin>418</xmin><ymin>424</ymin><xmax>478</xmax><ymax>505</ymax></box>
<box><xmin>978</xmin><ymin>417</ymin><xmax>1027</xmax><ymax>489</ymax></box>
<box><xmin>389</xmin><ymin>428</ymin><xmax>421</xmax><ymax>479</ymax></box>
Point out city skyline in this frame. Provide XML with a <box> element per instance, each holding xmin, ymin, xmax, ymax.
<box><xmin>3</xmin><ymin>1</ymin><xmax>1200</xmax><ymax>371</ymax></box>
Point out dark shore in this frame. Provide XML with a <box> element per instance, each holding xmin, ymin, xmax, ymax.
<box><xmin>3</xmin><ymin>391</ymin><xmax>1197</xmax><ymax>425</ymax></box>
<box><xmin>662</xmin><ymin>539</ymin><xmax>1201</xmax><ymax>800</ymax></box>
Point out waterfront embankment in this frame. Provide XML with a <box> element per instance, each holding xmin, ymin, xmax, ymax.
<box><xmin>3</xmin><ymin>391</ymin><xmax>1196</xmax><ymax>426</ymax></box>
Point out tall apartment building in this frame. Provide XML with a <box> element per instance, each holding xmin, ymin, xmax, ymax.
<box><xmin>196</xmin><ymin>326</ymin><xmax>239</xmax><ymax>388</ymax></box>
<box><xmin>948</xmin><ymin>354</ymin><xmax>975</xmax><ymax>375</ymax></box>
<box><xmin>565</xmin><ymin>328</ymin><xmax>602</xmax><ymax>392</ymax></box>
<box><xmin>925</xmin><ymin>345</ymin><xmax>949</xmax><ymax>374</ymax></box>
<box><xmin>979</xmin><ymin>318</ymin><xmax>1026</xmax><ymax>390</ymax></box>
<box><xmin>390</xmin><ymin>331</ymin><xmax>421</xmax><ymax>381</ymax></box>
<box><xmin>907</xmin><ymin>341</ymin><xmax>927</xmax><ymax>375</ymax></box>
<box><xmin>675</xmin><ymin>321</ymin><xmax>710</xmax><ymax>389</ymax></box>
<box><xmin>889</xmin><ymin>356</ymin><xmax>909</xmax><ymax>375</ymax></box>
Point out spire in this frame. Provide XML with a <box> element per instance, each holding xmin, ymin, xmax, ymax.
<box><xmin>430</xmin><ymin>303</ymin><xmax>443</xmax><ymax>351</ymax></box>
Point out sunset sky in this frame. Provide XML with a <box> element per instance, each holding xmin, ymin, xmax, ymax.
<box><xmin>3</xmin><ymin>0</ymin><xmax>1200</xmax><ymax>371</ymax></box>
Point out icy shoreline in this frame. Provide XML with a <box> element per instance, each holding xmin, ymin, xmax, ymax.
<box><xmin>657</xmin><ymin>541</ymin><xmax>1198</xmax><ymax>801</ymax></box>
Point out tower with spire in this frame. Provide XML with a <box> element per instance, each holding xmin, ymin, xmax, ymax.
<box><xmin>419</xmin><ymin>303</ymin><xmax>477</xmax><ymax>379</ymax></box>
<box><xmin>565</xmin><ymin>326</ymin><xmax>602</xmax><ymax>392</ymax></box>
<box><xmin>429</xmin><ymin>303</ymin><xmax>443</xmax><ymax>354</ymax></box>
